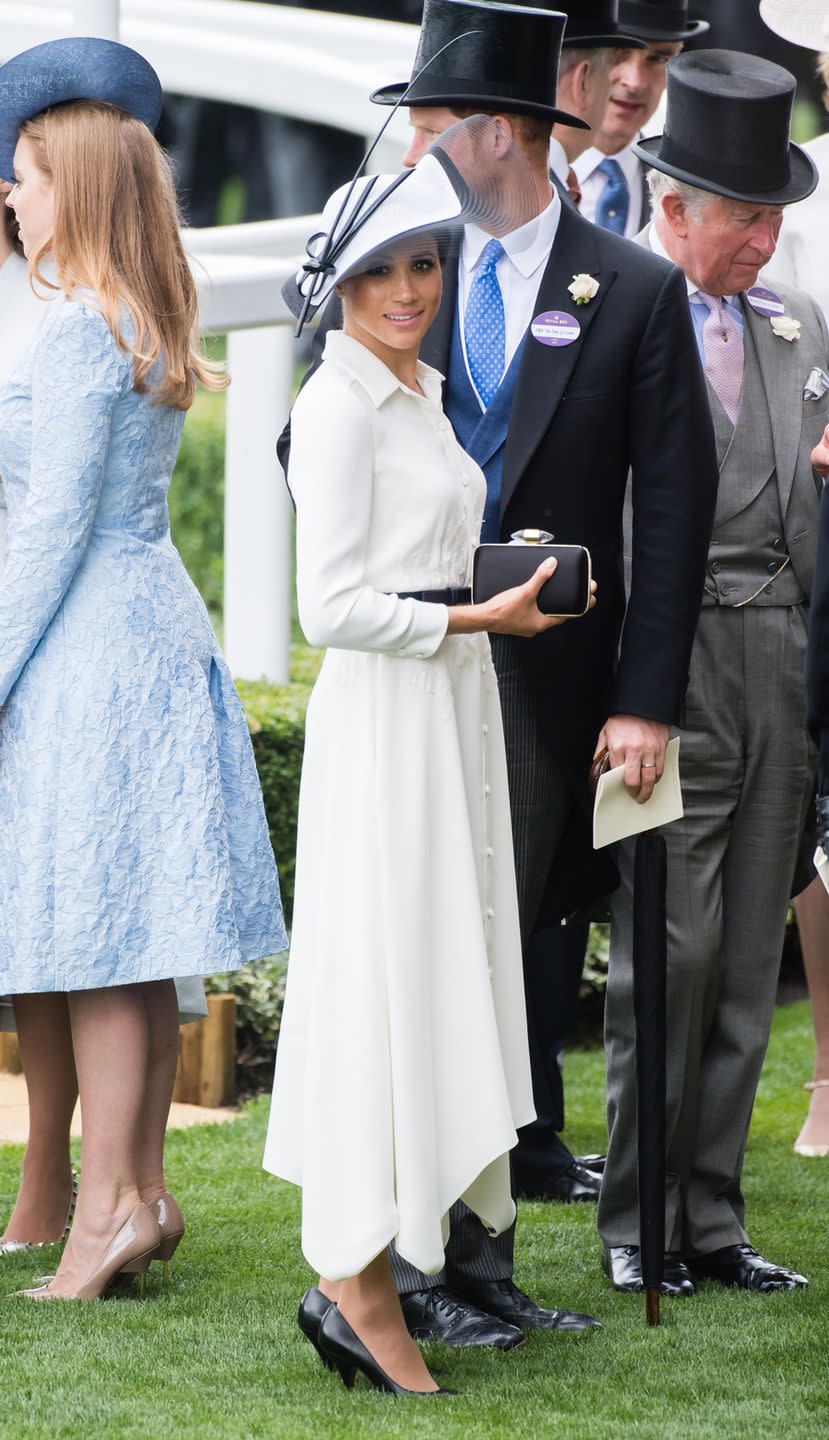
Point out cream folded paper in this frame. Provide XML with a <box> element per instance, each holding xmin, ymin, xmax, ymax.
<box><xmin>814</xmin><ymin>846</ymin><xmax>829</xmax><ymax>896</ymax></box>
<box><xmin>593</xmin><ymin>736</ymin><xmax>683</xmax><ymax>849</ymax></box>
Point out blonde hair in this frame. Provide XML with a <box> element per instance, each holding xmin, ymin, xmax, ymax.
<box><xmin>21</xmin><ymin>101</ymin><xmax>226</xmax><ymax>410</ymax></box>
<box><xmin>819</xmin><ymin>52</ymin><xmax>829</xmax><ymax>97</ymax></box>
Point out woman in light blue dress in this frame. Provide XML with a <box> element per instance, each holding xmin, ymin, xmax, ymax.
<box><xmin>0</xmin><ymin>39</ymin><xmax>286</xmax><ymax>1299</ymax></box>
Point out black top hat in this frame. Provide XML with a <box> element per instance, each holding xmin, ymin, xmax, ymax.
<box><xmin>619</xmin><ymin>0</ymin><xmax>709</xmax><ymax>42</ymax></box>
<box><xmin>633</xmin><ymin>49</ymin><xmax>818</xmax><ymax>205</ymax></box>
<box><xmin>557</xmin><ymin>0</ymin><xmax>646</xmax><ymax>48</ymax></box>
<box><xmin>371</xmin><ymin>0</ymin><xmax>589</xmax><ymax>128</ymax></box>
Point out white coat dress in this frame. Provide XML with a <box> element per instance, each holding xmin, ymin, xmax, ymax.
<box><xmin>263</xmin><ymin>331</ymin><xmax>534</xmax><ymax>1281</ymax></box>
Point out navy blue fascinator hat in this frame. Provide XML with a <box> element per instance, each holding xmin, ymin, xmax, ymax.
<box><xmin>0</xmin><ymin>37</ymin><xmax>163</xmax><ymax>181</ymax></box>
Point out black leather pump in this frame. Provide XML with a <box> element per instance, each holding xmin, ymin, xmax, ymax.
<box><xmin>316</xmin><ymin>1304</ymin><xmax>457</xmax><ymax>1396</ymax></box>
<box><xmin>297</xmin><ymin>1286</ymin><xmax>335</xmax><ymax>1370</ymax></box>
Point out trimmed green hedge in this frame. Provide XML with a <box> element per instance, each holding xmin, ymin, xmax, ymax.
<box><xmin>203</xmin><ymin>663</ymin><xmax>314</xmax><ymax>1095</ymax></box>
<box><xmin>169</xmin><ymin>392</ymin><xmax>225</xmax><ymax>627</ymax></box>
<box><xmin>237</xmin><ymin>673</ymin><xmax>311</xmax><ymax>929</ymax></box>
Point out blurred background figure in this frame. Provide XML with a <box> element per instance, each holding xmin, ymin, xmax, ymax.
<box><xmin>548</xmin><ymin>0</ymin><xmax>640</xmax><ymax>208</ymax></box>
<box><xmin>761</xmin><ymin>0</ymin><xmax>829</xmax><ymax>1162</ymax></box>
<box><xmin>573</xmin><ymin>0</ymin><xmax>708</xmax><ymax>237</ymax></box>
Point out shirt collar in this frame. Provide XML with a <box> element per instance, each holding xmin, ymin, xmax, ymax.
<box><xmin>648</xmin><ymin>221</ymin><xmax>738</xmax><ymax>308</ymax></box>
<box><xmin>548</xmin><ymin>135</ymin><xmax>570</xmax><ymax>187</ymax></box>
<box><xmin>573</xmin><ymin>140</ymin><xmax>642</xmax><ymax>189</ymax></box>
<box><xmin>322</xmin><ymin>330</ymin><xmax>444</xmax><ymax>409</ymax></box>
<box><xmin>461</xmin><ymin>189</ymin><xmax>561</xmax><ymax>281</ymax></box>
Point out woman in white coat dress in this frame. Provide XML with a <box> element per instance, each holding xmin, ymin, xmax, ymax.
<box><xmin>263</xmin><ymin>136</ymin><xmax>596</xmax><ymax>1397</ymax></box>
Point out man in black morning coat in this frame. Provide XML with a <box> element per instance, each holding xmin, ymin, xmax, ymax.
<box><xmin>278</xmin><ymin>0</ymin><xmax>718</xmax><ymax>1348</ymax></box>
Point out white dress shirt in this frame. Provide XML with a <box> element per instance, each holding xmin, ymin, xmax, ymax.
<box><xmin>458</xmin><ymin>190</ymin><xmax>562</xmax><ymax>408</ymax></box>
<box><xmin>574</xmin><ymin>141</ymin><xmax>645</xmax><ymax>238</ymax></box>
<box><xmin>548</xmin><ymin>135</ymin><xmax>571</xmax><ymax>189</ymax></box>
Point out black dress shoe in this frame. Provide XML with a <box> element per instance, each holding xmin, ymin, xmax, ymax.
<box><xmin>518</xmin><ymin>1161</ymin><xmax>601</xmax><ymax>1203</ymax></box>
<box><xmin>577</xmin><ymin>1153</ymin><xmax>606</xmax><ymax>1175</ymax></box>
<box><xmin>601</xmin><ymin>1245</ymin><xmax>695</xmax><ymax>1297</ymax></box>
<box><xmin>400</xmin><ymin>1287</ymin><xmax>525</xmax><ymax>1349</ymax></box>
<box><xmin>687</xmin><ymin>1244</ymin><xmax>808</xmax><ymax>1292</ymax></box>
<box><xmin>452</xmin><ymin>1277</ymin><xmax>601</xmax><ymax>1332</ymax></box>
<box><xmin>297</xmin><ymin>1286</ymin><xmax>334</xmax><ymax>1369</ymax></box>
<box><xmin>317</xmin><ymin>1305</ymin><xmax>457</xmax><ymax>1395</ymax></box>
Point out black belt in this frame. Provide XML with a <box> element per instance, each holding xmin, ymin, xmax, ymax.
<box><xmin>391</xmin><ymin>587</ymin><xmax>471</xmax><ymax>604</ymax></box>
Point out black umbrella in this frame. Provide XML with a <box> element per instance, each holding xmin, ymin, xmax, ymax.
<box><xmin>591</xmin><ymin>752</ymin><xmax>668</xmax><ymax>1327</ymax></box>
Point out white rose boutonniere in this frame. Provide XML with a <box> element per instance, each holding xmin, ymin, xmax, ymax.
<box><xmin>568</xmin><ymin>273</ymin><xmax>600</xmax><ymax>306</ymax></box>
<box><xmin>769</xmin><ymin>314</ymin><xmax>801</xmax><ymax>343</ymax></box>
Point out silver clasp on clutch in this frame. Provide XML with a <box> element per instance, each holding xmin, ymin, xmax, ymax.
<box><xmin>509</xmin><ymin>528</ymin><xmax>555</xmax><ymax>546</ymax></box>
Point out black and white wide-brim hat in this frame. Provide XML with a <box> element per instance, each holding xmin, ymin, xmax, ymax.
<box><xmin>633</xmin><ymin>49</ymin><xmax>818</xmax><ymax>206</ymax></box>
<box><xmin>760</xmin><ymin>0</ymin><xmax>829</xmax><ymax>53</ymax></box>
<box><xmin>284</xmin><ymin>115</ymin><xmax>538</xmax><ymax>330</ymax></box>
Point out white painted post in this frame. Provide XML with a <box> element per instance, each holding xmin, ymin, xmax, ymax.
<box><xmin>72</xmin><ymin>0</ymin><xmax>120</xmax><ymax>38</ymax></box>
<box><xmin>224</xmin><ymin>327</ymin><xmax>293</xmax><ymax>684</ymax></box>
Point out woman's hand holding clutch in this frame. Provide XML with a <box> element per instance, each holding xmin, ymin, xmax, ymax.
<box><xmin>446</xmin><ymin>557</ymin><xmax>597</xmax><ymax>639</ymax></box>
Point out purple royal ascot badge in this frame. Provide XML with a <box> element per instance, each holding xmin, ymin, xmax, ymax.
<box><xmin>746</xmin><ymin>286</ymin><xmax>785</xmax><ymax>318</ymax></box>
<box><xmin>531</xmin><ymin>311</ymin><xmax>581</xmax><ymax>348</ymax></box>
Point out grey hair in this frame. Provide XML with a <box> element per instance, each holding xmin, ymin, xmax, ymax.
<box><xmin>647</xmin><ymin>169</ymin><xmax>715</xmax><ymax>222</ymax></box>
<box><xmin>558</xmin><ymin>45</ymin><xmax>615</xmax><ymax>80</ymax></box>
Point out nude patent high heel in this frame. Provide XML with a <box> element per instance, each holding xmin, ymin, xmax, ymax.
<box><xmin>150</xmin><ymin>1190</ymin><xmax>185</xmax><ymax>1284</ymax></box>
<box><xmin>794</xmin><ymin>1079</ymin><xmax>829</xmax><ymax>1157</ymax></box>
<box><xmin>15</xmin><ymin>1203</ymin><xmax>160</xmax><ymax>1301</ymax></box>
<box><xmin>0</xmin><ymin>1167</ymin><xmax>79</xmax><ymax>1256</ymax></box>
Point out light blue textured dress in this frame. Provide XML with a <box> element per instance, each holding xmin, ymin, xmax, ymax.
<box><xmin>0</xmin><ymin>295</ymin><xmax>287</xmax><ymax>992</ymax></box>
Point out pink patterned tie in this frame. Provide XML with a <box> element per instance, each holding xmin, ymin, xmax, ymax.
<box><xmin>698</xmin><ymin>292</ymin><xmax>744</xmax><ymax>425</ymax></box>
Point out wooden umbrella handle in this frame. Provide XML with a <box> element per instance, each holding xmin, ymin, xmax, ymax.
<box><xmin>589</xmin><ymin>747</ymin><xmax>611</xmax><ymax>794</ymax></box>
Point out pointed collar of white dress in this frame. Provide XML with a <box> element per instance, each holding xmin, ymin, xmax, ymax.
<box><xmin>322</xmin><ymin>330</ymin><xmax>444</xmax><ymax>409</ymax></box>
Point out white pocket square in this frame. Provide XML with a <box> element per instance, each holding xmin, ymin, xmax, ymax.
<box><xmin>804</xmin><ymin>367</ymin><xmax>829</xmax><ymax>400</ymax></box>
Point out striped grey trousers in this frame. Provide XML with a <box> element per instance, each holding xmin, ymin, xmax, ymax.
<box><xmin>391</xmin><ymin>635</ymin><xmax>574</xmax><ymax>1294</ymax></box>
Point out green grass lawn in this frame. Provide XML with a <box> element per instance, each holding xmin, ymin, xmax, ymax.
<box><xmin>2</xmin><ymin>1000</ymin><xmax>827</xmax><ymax>1440</ymax></box>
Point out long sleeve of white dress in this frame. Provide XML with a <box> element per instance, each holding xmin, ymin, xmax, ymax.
<box><xmin>290</xmin><ymin>360</ymin><xmax>450</xmax><ymax>661</ymax></box>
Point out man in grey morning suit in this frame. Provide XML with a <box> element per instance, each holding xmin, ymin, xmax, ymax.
<box><xmin>600</xmin><ymin>50</ymin><xmax>828</xmax><ymax>1297</ymax></box>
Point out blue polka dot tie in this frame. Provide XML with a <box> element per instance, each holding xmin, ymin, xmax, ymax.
<box><xmin>464</xmin><ymin>238</ymin><xmax>506</xmax><ymax>410</ymax></box>
<box><xmin>595</xmin><ymin>158</ymin><xmax>630</xmax><ymax>235</ymax></box>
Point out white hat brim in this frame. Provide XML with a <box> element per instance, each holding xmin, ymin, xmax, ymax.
<box><xmin>760</xmin><ymin>0</ymin><xmax>829</xmax><ymax>52</ymax></box>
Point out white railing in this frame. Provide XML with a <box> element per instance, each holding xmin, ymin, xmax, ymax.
<box><xmin>0</xmin><ymin>0</ymin><xmax>418</xmax><ymax>681</ymax></box>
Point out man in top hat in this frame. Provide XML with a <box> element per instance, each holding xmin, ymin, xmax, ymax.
<box><xmin>280</xmin><ymin>0</ymin><xmax>718</xmax><ymax>1347</ymax></box>
<box><xmin>574</xmin><ymin>1</ymin><xmax>709</xmax><ymax>237</ymax></box>
<box><xmin>509</xmin><ymin>1</ymin><xmax>646</xmax><ymax>1212</ymax></box>
<box><xmin>600</xmin><ymin>48</ymin><xmax>826</xmax><ymax>1297</ymax></box>
<box><xmin>545</xmin><ymin>1</ymin><xmax>645</xmax><ymax>208</ymax></box>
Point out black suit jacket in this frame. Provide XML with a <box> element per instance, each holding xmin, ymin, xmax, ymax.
<box><xmin>283</xmin><ymin>203</ymin><xmax>718</xmax><ymax>766</ymax></box>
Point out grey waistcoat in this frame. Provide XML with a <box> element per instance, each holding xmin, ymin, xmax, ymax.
<box><xmin>703</xmin><ymin>317</ymin><xmax>805</xmax><ymax>609</ymax></box>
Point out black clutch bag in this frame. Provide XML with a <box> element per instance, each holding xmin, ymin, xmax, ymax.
<box><xmin>472</xmin><ymin>530</ymin><xmax>592</xmax><ymax>617</ymax></box>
